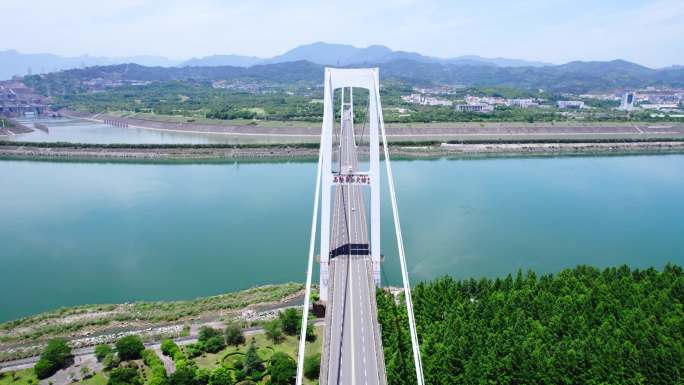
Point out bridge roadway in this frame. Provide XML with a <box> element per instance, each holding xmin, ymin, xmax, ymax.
<box><xmin>322</xmin><ymin>108</ymin><xmax>387</xmax><ymax>385</ymax></box>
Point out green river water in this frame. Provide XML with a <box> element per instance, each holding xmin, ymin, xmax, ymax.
<box><xmin>1</xmin><ymin>154</ymin><xmax>683</xmax><ymax>322</ymax></box>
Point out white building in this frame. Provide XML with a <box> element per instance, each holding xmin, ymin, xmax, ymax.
<box><xmin>618</xmin><ymin>92</ymin><xmax>636</xmax><ymax>111</ymax></box>
<box><xmin>456</xmin><ymin>103</ymin><xmax>494</xmax><ymax>113</ymax></box>
<box><xmin>465</xmin><ymin>95</ymin><xmax>506</xmax><ymax>106</ymax></box>
<box><xmin>508</xmin><ymin>98</ymin><xmax>539</xmax><ymax>108</ymax></box>
<box><xmin>557</xmin><ymin>100</ymin><xmax>585</xmax><ymax>109</ymax></box>
<box><xmin>401</xmin><ymin>93</ymin><xmax>452</xmax><ymax>106</ymax></box>
<box><xmin>640</xmin><ymin>103</ymin><xmax>680</xmax><ymax>111</ymax></box>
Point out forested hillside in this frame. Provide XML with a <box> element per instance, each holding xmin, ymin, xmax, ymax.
<box><xmin>378</xmin><ymin>264</ymin><xmax>684</xmax><ymax>385</ymax></box>
<box><xmin>23</xmin><ymin>59</ymin><xmax>684</xmax><ymax>94</ymax></box>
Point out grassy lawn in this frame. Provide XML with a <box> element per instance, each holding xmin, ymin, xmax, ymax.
<box><xmin>0</xmin><ymin>369</ymin><xmax>38</xmax><ymax>385</ymax></box>
<box><xmin>247</xmin><ymin>108</ymin><xmax>266</xmax><ymax>116</ymax></box>
<box><xmin>193</xmin><ymin>327</ymin><xmax>323</xmax><ymax>385</ymax></box>
<box><xmin>73</xmin><ymin>372</ymin><xmax>107</xmax><ymax>385</ymax></box>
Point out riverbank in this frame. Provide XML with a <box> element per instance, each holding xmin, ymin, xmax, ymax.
<box><xmin>60</xmin><ymin>110</ymin><xmax>684</xmax><ymax>141</ymax></box>
<box><xmin>73</xmin><ymin>110</ymin><xmax>684</xmax><ymax>132</ymax></box>
<box><xmin>0</xmin><ymin>118</ymin><xmax>32</xmax><ymax>136</ymax></box>
<box><xmin>0</xmin><ymin>283</ymin><xmax>305</xmax><ymax>363</ymax></box>
<box><xmin>2</xmin><ymin>139</ymin><xmax>684</xmax><ymax>161</ymax></box>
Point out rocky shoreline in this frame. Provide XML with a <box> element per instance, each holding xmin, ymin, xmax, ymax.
<box><xmin>0</xmin><ymin>284</ymin><xmax>306</xmax><ymax>363</ymax></box>
<box><xmin>2</xmin><ymin>140</ymin><xmax>684</xmax><ymax>161</ymax></box>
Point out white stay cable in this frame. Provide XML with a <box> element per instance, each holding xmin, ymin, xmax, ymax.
<box><xmin>295</xmin><ymin>137</ymin><xmax>324</xmax><ymax>385</ymax></box>
<box><xmin>375</xmin><ymin>83</ymin><xmax>426</xmax><ymax>385</ymax></box>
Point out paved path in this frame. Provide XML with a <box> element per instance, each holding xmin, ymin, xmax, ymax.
<box><xmin>153</xmin><ymin>345</ymin><xmax>176</xmax><ymax>375</ymax></box>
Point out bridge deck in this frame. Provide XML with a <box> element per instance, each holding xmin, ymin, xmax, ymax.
<box><xmin>322</xmin><ymin>108</ymin><xmax>387</xmax><ymax>385</ymax></box>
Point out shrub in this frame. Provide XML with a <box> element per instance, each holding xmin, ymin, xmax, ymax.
<box><xmin>208</xmin><ymin>367</ymin><xmax>232</xmax><ymax>385</ymax></box>
<box><xmin>305</xmin><ymin>323</ymin><xmax>316</xmax><ymax>342</ymax></box>
<box><xmin>115</xmin><ymin>335</ymin><xmax>145</xmax><ymax>361</ymax></box>
<box><xmin>161</xmin><ymin>339</ymin><xmax>180</xmax><ymax>357</ymax></box>
<box><xmin>278</xmin><ymin>308</ymin><xmax>299</xmax><ymax>336</ymax></box>
<box><xmin>95</xmin><ymin>344</ymin><xmax>113</xmax><ymax>362</ymax></box>
<box><xmin>34</xmin><ymin>359</ymin><xmax>57</xmax><ymax>379</ymax></box>
<box><xmin>224</xmin><ymin>323</ymin><xmax>245</xmax><ymax>347</ymax></box>
<box><xmin>80</xmin><ymin>366</ymin><xmax>93</xmax><ymax>379</ymax></box>
<box><xmin>204</xmin><ymin>335</ymin><xmax>226</xmax><ymax>353</ymax></box>
<box><xmin>233</xmin><ymin>369</ymin><xmax>245</xmax><ymax>383</ymax></box>
<box><xmin>102</xmin><ymin>352</ymin><xmax>120</xmax><ymax>369</ymax></box>
<box><xmin>107</xmin><ymin>367</ymin><xmax>141</xmax><ymax>385</ymax></box>
<box><xmin>303</xmin><ymin>353</ymin><xmax>320</xmax><ymax>379</ymax></box>
<box><xmin>198</xmin><ymin>327</ymin><xmax>221</xmax><ymax>344</ymax></box>
<box><xmin>268</xmin><ymin>352</ymin><xmax>296</xmax><ymax>385</ymax></box>
<box><xmin>263</xmin><ymin>320</ymin><xmax>282</xmax><ymax>344</ymax></box>
<box><xmin>181</xmin><ymin>324</ymin><xmax>191</xmax><ymax>337</ymax></box>
<box><xmin>185</xmin><ymin>343</ymin><xmax>204</xmax><ymax>358</ymax></box>
<box><xmin>195</xmin><ymin>368</ymin><xmax>211</xmax><ymax>385</ymax></box>
<box><xmin>141</xmin><ymin>349</ymin><xmax>167</xmax><ymax>383</ymax></box>
<box><xmin>168</xmin><ymin>366</ymin><xmax>197</xmax><ymax>385</ymax></box>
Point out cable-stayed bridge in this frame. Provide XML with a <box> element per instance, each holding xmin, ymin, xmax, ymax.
<box><xmin>296</xmin><ymin>68</ymin><xmax>424</xmax><ymax>385</ymax></box>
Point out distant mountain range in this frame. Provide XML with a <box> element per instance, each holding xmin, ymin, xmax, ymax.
<box><xmin>26</xmin><ymin>57</ymin><xmax>684</xmax><ymax>94</ymax></box>
<box><xmin>0</xmin><ymin>49</ymin><xmax>180</xmax><ymax>80</ymax></box>
<box><xmin>246</xmin><ymin>42</ymin><xmax>553</xmax><ymax>68</ymax></box>
<box><xmin>2</xmin><ymin>42</ymin><xmax>556</xmax><ymax>80</ymax></box>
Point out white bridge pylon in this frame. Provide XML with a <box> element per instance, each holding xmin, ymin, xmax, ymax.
<box><xmin>319</xmin><ymin>68</ymin><xmax>383</xmax><ymax>301</ymax></box>
<box><xmin>295</xmin><ymin>67</ymin><xmax>425</xmax><ymax>385</ymax></box>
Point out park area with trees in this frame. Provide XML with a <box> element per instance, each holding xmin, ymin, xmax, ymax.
<box><xmin>377</xmin><ymin>264</ymin><xmax>684</xmax><ymax>385</ymax></box>
<box><xmin>4</xmin><ymin>264</ymin><xmax>682</xmax><ymax>385</ymax></box>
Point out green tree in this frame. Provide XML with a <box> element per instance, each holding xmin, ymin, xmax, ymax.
<box><xmin>196</xmin><ymin>368</ymin><xmax>211</xmax><ymax>385</ymax></box>
<box><xmin>95</xmin><ymin>344</ymin><xmax>113</xmax><ymax>362</ymax></box>
<box><xmin>303</xmin><ymin>353</ymin><xmax>320</xmax><ymax>380</ymax></box>
<box><xmin>34</xmin><ymin>359</ymin><xmax>57</xmax><ymax>380</ymax></box>
<box><xmin>204</xmin><ymin>335</ymin><xmax>226</xmax><ymax>353</ymax></box>
<box><xmin>102</xmin><ymin>352</ymin><xmax>121</xmax><ymax>369</ymax></box>
<box><xmin>242</xmin><ymin>339</ymin><xmax>263</xmax><ymax>376</ymax></box>
<box><xmin>377</xmin><ymin>265</ymin><xmax>684</xmax><ymax>385</ymax></box>
<box><xmin>264</xmin><ymin>319</ymin><xmax>283</xmax><ymax>344</ymax></box>
<box><xmin>115</xmin><ymin>335</ymin><xmax>145</xmax><ymax>361</ymax></box>
<box><xmin>208</xmin><ymin>366</ymin><xmax>233</xmax><ymax>385</ymax></box>
<box><xmin>107</xmin><ymin>367</ymin><xmax>141</xmax><ymax>385</ymax></box>
<box><xmin>305</xmin><ymin>323</ymin><xmax>316</xmax><ymax>342</ymax></box>
<box><xmin>168</xmin><ymin>366</ymin><xmax>197</xmax><ymax>385</ymax></box>
<box><xmin>141</xmin><ymin>349</ymin><xmax>167</xmax><ymax>385</ymax></box>
<box><xmin>268</xmin><ymin>352</ymin><xmax>296</xmax><ymax>385</ymax></box>
<box><xmin>161</xmin><ymin>339</ymin><xmax>180</xmax><ymax>358</ymax></box>
<box><xmin>278</xmin><ymin>308</ymin><xmax>300</xmax><ymax>335</ymax></box>
<box><xmin>198</xmin><ymin>326</ymin><xmax>222</xmax><ymax>344</ymax></box>
<box><xmin>35</xmin><ymin>338</ymin><xmax>73</xmax><ymax>379</ymax></box>
<box><xmin>224</xmin><ymin>323</ymin><xmax>245</xmax><ymax>347</ymax></box>
<box><xmin>185</xmin><ymin>343</ymin><xmax>204</xmax><ymax>358</ymax></box>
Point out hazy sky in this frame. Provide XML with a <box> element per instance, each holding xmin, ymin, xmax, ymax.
<box><xmin>3</xmin><ymin>0</ymin><xmax>683</xmax><ymax>67</ymax></box>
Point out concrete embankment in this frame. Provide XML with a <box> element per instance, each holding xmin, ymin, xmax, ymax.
<box><xmin>2</xmin><ymin>141</ymin><xmax>684</xmax><ymax>161</ymax></box>
<box><xmin>0</xmin><ymin>143</ymin><xmax>320</xmax><ymax>160</ymax></box>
